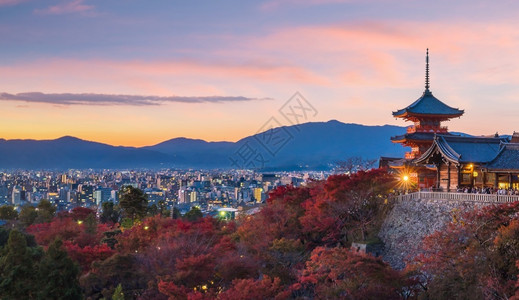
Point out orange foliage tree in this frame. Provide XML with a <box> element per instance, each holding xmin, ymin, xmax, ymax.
<box><xmin>414</xmin><ymin>202</ymin><xmax>519</xmax><ymax>299</ymax></box>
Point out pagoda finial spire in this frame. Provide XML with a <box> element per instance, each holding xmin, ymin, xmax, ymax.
<box><xmin>425</xmin><ymin>48</ymin><xmax>430</xmax><ymax>92</ymax></box>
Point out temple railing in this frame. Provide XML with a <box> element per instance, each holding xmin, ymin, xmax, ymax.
<box><xmin>407</xmin><ymin>126</ymin><xmax>449</xmax><ymax>134</ymax></box>
<box><xmin>392</xmin><ymin>191</ymin><xmax>519</xmax><ymax>203</ymax></box>
<box><xmin>404</xmin><ymin>153</ymin><xmax>416</xmax><ymax>160</ymax></box>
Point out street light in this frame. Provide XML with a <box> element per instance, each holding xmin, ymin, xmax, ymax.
<box><xmin>402</xmin><ymin>174</ymin><xmax>410</xmax><ymax>194</ymax></box>
<box><xmin>219</xmin><ymin>211</ymin><xmax>227</xmax><ymax>219</ymax></box>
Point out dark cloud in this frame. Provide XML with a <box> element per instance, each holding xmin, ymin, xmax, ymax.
<box><xmin>0</xmin><ymin>92</ymin><xmax>270</xmax><ymax>106</ymax></box>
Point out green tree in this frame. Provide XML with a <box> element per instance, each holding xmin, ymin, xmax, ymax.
<box><xmin>0</xmin><ymin>230</ymin><xmax>41</xmax><ymax>299</ymax></box>
<box><xmin>0</xmin><ymin>227</ymin><xmax>9</xmax><ymax>247</ymax></box>
<box><xmin>101</xmin><ymin>229</ymin><xmax>122</xmax><ymax>249</ymax></box>
<box><xmin>0</xmin><ymin>205</ymin><xmax>18</xmax><ymax>220</ymax></box>
<box><xmin>183</xmin><ymin>206</ymin><xmax>203</xmax><ymax>222</ymax></box>
<box><xmin>171</xmin><ymin>206</ymin><xmax>181</xmax><ymax>219</ymax></box>
<box><xmin>119</xmin><ymin>218</ymin><xmax>134</xmax><ymax>229</ymax></box>
<box><xmin>35</xmin><ymin>199</ymin><xmax>56</xmax><ymax>223</ymax></box>
<box><xmin>80</xmin><ymin>254</ymin><xmax>148</xmax><ymax>299</ymax></box>
<box><xmin>38</xmin><ymin>238</ymin><xmax>82</xmax><ymax>300</ymax></box>
<box><xmin>158</xmin><ymin>200</ymin><xmax>168</xmax><ymax>217</ymax></box>
<box><xmin>84</xmin><ymin>214</ymin><xmax>97</xmax><ymax>235</ymax></box>
<box><xmin>0</xmin><ymin>228</ymin><xmax>37</xmax><ymax>249</ymax></box>
<box><xmin>119</xmin><ymin>186</ymin><xmax>148</xmax><ymax>221</ymax></box>
<box><xmin>100</xmin><ymin>201</ymin><xmax>120</xmax><ymax>224</ymax></box>
<box><xmin>112</xmin><ymin>283</ymin><xmax>124</xmax><ymax>300</ymax></box>
<box><xmin>19</xmin><ymin>205</ymin><xmax>38</xmax><ymax>227</ymax></box>
<box><xmin>147</xmin><ymin>204</ymin><xmax>159</xmax><ymax>216</ymax></box>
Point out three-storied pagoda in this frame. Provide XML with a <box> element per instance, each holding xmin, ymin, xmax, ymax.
<box><xmin>390</xmin><ymin>49</ymin><xmax>464</xmax><ymax>187</ymax></box>
<box><xmin>390</xmin><ymin>50</ymin><xmax>519</xmax><ymax>191</ymax></box>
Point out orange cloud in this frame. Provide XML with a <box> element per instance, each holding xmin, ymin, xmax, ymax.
<box><xmin>3</xmin><ymin>17</ymin><xmax>519</xmax><ymax>143</ymax></box>
<box><xmin>0</xmin><ymin>58</ymin><xmax>330</xmax><ymax>97</ymax></box>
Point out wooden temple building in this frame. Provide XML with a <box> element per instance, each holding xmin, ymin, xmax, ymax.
<box><xmin>390</xmin><ymin>50</ymin><xmax>519</xmax><ymax>191</ymax></box>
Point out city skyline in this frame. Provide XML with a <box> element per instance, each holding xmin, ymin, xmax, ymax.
<box><xmin>2</xmin><ymin>0</ymin><xmax>519</xmax><ymax>146</ymax></box>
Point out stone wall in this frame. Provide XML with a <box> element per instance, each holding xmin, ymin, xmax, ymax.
<box><xmin>378</xmin><ymin>197</ymin><xmax>493</xmax><ymax>270</ymax></box>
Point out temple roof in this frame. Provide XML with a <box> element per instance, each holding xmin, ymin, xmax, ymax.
<box><xmin>415</xmin><ymin>135</ymin><xmax>509</xmax><ymax>165</ymax></box>
<box><xmin>392</xmin><ymin>90</ymin><xmax>464</xmax><ymax>119</ymax></box>
<box><xmin>486</xmin><ymin>143</ymin><xmax>519</xmax><ymax>171</ymax></box>
<box><xmin>393</xmin><ymin>49</ymin><xmax>464</xmax><ymax>120</ymax></box>
<box><xmin>391</xmin><ymin>132</ymin><xmax>436</xmax><ymax>143</ymax></box>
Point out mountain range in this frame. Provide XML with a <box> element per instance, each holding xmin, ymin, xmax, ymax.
<box><xmin>0</xmin><ymin>120</ymin><xmax>410</xmax><ymax>170</ymax></box>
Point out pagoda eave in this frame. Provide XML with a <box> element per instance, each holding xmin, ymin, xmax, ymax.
<box><xmin>390</xmin><ymin>138</ymin><xmax>407</xmax><ymax>144</ymax></box>
<box><xmin>391</xmin><ymin>133</ymin><xmax>436</xmax><ymax>144</ymax></box>
<box><xmin>399</xmin><ymin>142</ymin><xmax>420</xmax><ymax>149</ymax></box>
<box><xmin>393</xmin><ymin>111</ymin><xmax>464</xmax><ymax>121</ymax></box>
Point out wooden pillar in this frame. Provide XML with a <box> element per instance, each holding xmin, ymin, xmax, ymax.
<box><xmin>457</xmin><ymin>164</ymin><xmax>462</xmax><ymax>189</ymax></box>
<box><xmin>436</xmin><ymin>163</ymin><xmax>441</xmax><ymax>190</ymax></box>
<box><xmin>447</xmin><ymin>162</ymin><xmax>451</xmax><ymax>192</ymax></box>
<box><xmin>509</xmin><ymin>173</ymin><xmax>513</xmax><ymax>189</ymax></box>
<box><xmin>495</xmin><ymin>173</ymin><xmax>499</xmax><ymax>189</ymax></box>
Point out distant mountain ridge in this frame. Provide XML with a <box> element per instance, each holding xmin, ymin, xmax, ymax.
<box><xmin>0</xmin><ymin>120</ymin><xmax>411</xmax><ymax>170</ymax></box>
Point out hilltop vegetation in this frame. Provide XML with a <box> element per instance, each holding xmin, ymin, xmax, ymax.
<box><xmin>1</xmin><ymin>169</ymin><xmax>519</xmax><ymax>299</ymax></box>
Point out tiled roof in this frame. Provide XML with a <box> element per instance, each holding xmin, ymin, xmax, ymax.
<box><xmin>393</xmin><ymin>90</ymin><xmax>464</xmax><ymax>118</ymax></box>
<box><xmin>486</xmin><ymin>143</ymin><xmax>519</xmax><ymax>171</ymax></box>
<box><xmin>390</xmin><ymin>132</ymin><xmax>436</xmax><ymax>142</ymax></box>
<box><xmin>415</xmin><ymin>135</ymin><xmax>508</xmax><ymax>164</ymax></box>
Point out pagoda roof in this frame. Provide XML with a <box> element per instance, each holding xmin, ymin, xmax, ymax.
<box><xmin>393</xmin><ymin>90</ymin><xmax>464</xmax><ymax>119</ymax></box>
<box><xmin>391</xmin><ymin>132</ymin><xmax>436</xmax><ymax>143</ymax></box>
<box><xmin>486</xmin><ymin>143</ymin><xmax>519</xmax><ymax>171</ymax></box>
<box><xmin>393</xmin><ymin>49</ymin><xmax>464</xmax><ymax>120</ymax></box>
<box><xmin>415</xmin><ymin>135</ymin><xmax>509</xmax><ymax>165</ymax></box>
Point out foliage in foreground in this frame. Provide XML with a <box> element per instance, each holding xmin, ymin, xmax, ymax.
<box><xmin>3</xmin><ymin>169</ymin><xmax>519</xmax><ymax>299</ymax></box>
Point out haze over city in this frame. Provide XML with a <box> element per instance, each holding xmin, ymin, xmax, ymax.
<box><xmin>2</xmin><ymin>0</ymin><xmax>519</xmax><ymax>146</ymax></box>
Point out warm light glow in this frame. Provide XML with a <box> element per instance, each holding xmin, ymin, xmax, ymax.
<box><xmin>219</xmin><ymin>211</ymin><xmax>227</xmax><ymax>217</ymax></box>
<box><xmin>395</xmin><ymin>167</ymin><xmax>416</xmax><ymax>191</ymax></box>
<box><xmin>144</xmin><ymin>225</ymin><xmax>149</xmax><ymax>230</ymax></box>
<box><xmin>77</xmin><ymin>220</ymin><xmax>83</xmax><ymax>225</ymax></box>
<box><xmin>473</xmin><ymin>171</ymin><xmax>478</xmax><ymax>177</ymax></box>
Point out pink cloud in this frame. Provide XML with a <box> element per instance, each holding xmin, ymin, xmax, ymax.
<box><xmin>35</xmin><ymin>0</ymin><xmax>94</xmax><ymax>15</ymax></box>
<box><xmin>260</xmin><ymin>0</ymin><xmax>355</xmax><ymax>10</ymax></box>
<box><xmin>214</xmin><ymin>18</ymin><xmax>519</xmax><ymax>91</ymax></box>
<box><xmin>0</xmin><ymin>58</ymin><xmax>329</xmax><ymax>98</ymax></box>
<box><xmin>0</xmin><ymin>0</ymin><xmax>28</xmax><ymax>6</ymax></box>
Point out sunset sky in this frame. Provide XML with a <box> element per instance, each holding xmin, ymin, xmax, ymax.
<box><xmin>2</xmin><ymin>0</ymin><xmax>519</xmax><ymax>146</ymax></box>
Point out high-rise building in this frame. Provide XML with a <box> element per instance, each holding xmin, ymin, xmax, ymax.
<box><xmin>253</xmin><ymin>187</ymin><xmax>264</xmax><ymax>203</ymax></box>
<box><xmin>94</xmin><ymin>187</ymin><xmax>112</xmax><ymax>205</ymax></box>
<box><xmin>190</xmin><ymin>191</ymin><xmax>197</xmax><ymax>203</ymax></box>
<box><xmin>11</xmin><ymin>186</ymin><xmax>21</xmax><ymax>205</ymax></box>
